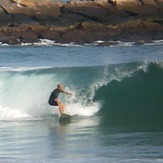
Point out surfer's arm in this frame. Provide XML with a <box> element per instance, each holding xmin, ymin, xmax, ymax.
<box><xmin>63</xmin><ymin>90</ymin><xmax>72</xmax><ymax>95</ymax></box>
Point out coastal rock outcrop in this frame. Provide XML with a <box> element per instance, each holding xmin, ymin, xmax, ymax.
<box><xmin>115</xmin><ymin>0</ymin><xmax>163</xmax><ymax>17</ymax></box>
<box><xmin>0</xmin><ymin>0</ymin><xmax>162</xmax><ymax>45</ymax></box>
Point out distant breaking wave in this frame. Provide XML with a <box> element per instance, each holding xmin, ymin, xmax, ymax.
<box><xmin>0</xmin><ymin>39</ymin><xmax>163</xmax><ymax>47</ymax></box>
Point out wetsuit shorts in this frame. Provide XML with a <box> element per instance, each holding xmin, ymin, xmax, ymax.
<box><xmin>48</xmin><ymin>98</ymin><xmax>58</xmax><ymax>106</ymax></box>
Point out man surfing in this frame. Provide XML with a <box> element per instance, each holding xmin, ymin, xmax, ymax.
<box><xmin>48</xmin><ymin>83</ymin><xmax>72</xmax><ymax>115</ymax></box>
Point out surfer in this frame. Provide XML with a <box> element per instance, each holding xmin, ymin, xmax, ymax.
<box><xmin>48</xmin><ymin>83</ymin><xmax>72</xmax><ymax>115</ymax></box>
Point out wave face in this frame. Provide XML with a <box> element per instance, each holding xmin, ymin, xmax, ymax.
<box><xmin>0</xmin><ymin>62</ymin><xmax>163</xmax><ymax>129</ymax></box>
<box><xmin>94</xmin><ymin>63</ymin><xmax>163</xmax><ymax>130</ymax></box>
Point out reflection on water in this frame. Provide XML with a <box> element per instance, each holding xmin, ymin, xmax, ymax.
<box><xmin>0</xmin><ymin>116</ymin><xmax>101</xmax><ymax>161</ymax></box>
<box><xmin>0</xmin><ymin>115</ymin><xmax>163</xmax><ymax>162</ymax></box>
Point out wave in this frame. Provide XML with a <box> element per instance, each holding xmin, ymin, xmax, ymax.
<box><xmin>0</xmin><ymin>62</ymin><xmax>163</xmax><ymax>129</ymax></box>
<box><xmin>94</xmin><ymin>62</ymin><xmax>163</xmax><ymax>130</ymax></box>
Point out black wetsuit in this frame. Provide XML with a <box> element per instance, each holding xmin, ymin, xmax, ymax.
<box><xmin>48</xmin><ymin>88</ymin><xmax>63</xmax><ymax>106</ymax></box>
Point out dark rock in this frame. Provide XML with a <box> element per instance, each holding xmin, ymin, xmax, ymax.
<box><xmin>0</xmin><ymin>36</ymin><xmax>20</xmax><ymax>44</ymax></box>
<box><xmin>59</xmin><ymin>13</ymin><xmax>88</xmax><ymax>26</ymax></box>
<box><xmin>0</xmin><ymin>14</ymin><xmax>12</xmax><ymax>26</ymax></box>
<box><xmin>39</xmin><ymin>29</ymin><xmax>60</xmax><ymax>41</ymax></box>
<box><xmin>32</xmin><ymin>6</ymin><xmax>62</xmax><ymax>25</ymax></box>
<box><xmin>62</xmin><ymin>3</ymin><xmax>109</xmax><ymax>23</ymax></box>
<box><xmin>122</xmin><ymin>10</ymin><xmax>138</xmax><ymax>17</ymax></box>
<box><xmin>12</xmin><ymin>14</ymin><xmax>40</xmax><ymax>25</ymax></box>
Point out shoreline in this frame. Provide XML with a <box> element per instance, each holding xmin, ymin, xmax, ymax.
<box><xmin>0</xmin><ymin>0</ymin><xmax>163</xmax><ymax>46</ymax></box>
<box><xmin>1</xmin><ymin>38</ymin><xmax>163</xmax><ymax>47</ymax></box>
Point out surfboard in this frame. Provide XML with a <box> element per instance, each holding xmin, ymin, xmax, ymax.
<box><xmin>59</xmin><ymin>113</ymin><xmax>71</xmax><ymax>124</ymax></box>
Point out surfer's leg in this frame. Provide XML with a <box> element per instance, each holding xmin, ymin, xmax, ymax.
<box><xmin>56</xmin><ymin>98</ymin><xmax>64</xmax><ymax>114</ymax></box>
<box><xmin>58</xmin><ymin>102</ymin><xmax>64</xmax><ymax>114</ymax></box>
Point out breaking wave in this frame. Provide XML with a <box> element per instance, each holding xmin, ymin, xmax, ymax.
<box><xmin>0</xmin><ymin>62</ymin><xmax>163</xmax><ymax>130</ymax></box>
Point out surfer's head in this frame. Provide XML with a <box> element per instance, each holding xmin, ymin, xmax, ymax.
<box><xmin>58</xmin><ymin>83</ymin><xmax>63</xmax><ymax>92</ymax></box>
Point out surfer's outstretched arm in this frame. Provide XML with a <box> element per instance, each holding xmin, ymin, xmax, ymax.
<box><xmin>63</xmin><ymin>90</ymin><xmax>72</xmax><ymax>95</ymax></box>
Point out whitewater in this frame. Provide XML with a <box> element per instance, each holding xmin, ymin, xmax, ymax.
<box><xmin>0</xmin><ymin>41</ymin><xmax>163</xmax><ymax>162</ymax></box>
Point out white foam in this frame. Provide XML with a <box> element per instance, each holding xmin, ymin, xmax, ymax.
<box><xmin>1</xmin><ymin>39</ymin><xmax>163</xmax><ymax>47</ymax></box>
<box><xmin>0</xmin><ymin>67</ymin><xmax>101</xmax><ymax>120</ymax></box>
<box><xmin>0</xmin><ymin>106</ymin><xmax>31</xmax><ymax>120</ymax></box>
<box><xmin>0</xmin><ymin>66</ymin><xmax>53</xmax><ymax>72</ymax></box>
<box><xmin>65</xmin><ymin>102</ymin><xmax>100</xmax><ymax>116</ymax></box>
<box><xmin>20</xmin><ymin>39</ymin><xmax>83</xmax><ymax>47</ymax></box>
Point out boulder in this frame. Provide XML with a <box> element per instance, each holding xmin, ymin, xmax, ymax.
<box><xmin>0</xmin><ymin>0</ymin><xmax>34</xmax><ymax>15</ymax></box>
<box><xmin>18</xmin><ymin>31</ymin><xmax>39</xmax><ymax>43</ymax></box>
<box><xmin>39</xmin><ymin>29</ymin><xmax>60</xmax><ymax>41</ymax></box>
<box><xmin>12</xmin><ymin>14</ymin><xmax>40</xmax><ymax>25</ymax></box>
<box><xmin>115</xmin><ymin>0</ymin><xmax>141</xmax><ymax>6</ymax></box>
<box><xmin>0</xmin><ymin>14</ymin><xmax>12</xmax><ymax>26</ymax></box>
<box><xmin>0</xmin><ymin>0</ymin><xmax>62</xmax><ymax>19</ymax></box>
<box><xmin>32</xmin><ymin>5</ymin><xmax>62</xmax><ymax>24</ymax></box>
<box><xmin>11</xmin><ymin>0</ymin><xmax>64</xmax><ymax>7</ymax></box>
<box><xmin>62</xmin><ymin>1</ymin><xmax>127</xmax><ymax>25</ymax></box>
<box><xmin>115</xmin><ymin>0</ymin><xmax>163</xmax><ymax>18</ymax></box>
<box><xmin>11</xmin><ymin>0</ymin><xmax>36</xmax><ymax>7</ymax></box>
<box><xmin>62</xmin><ymin>2</ymin><xmax>110</xmax><ymax>23</ymax></box>
<box><xmin>58</xmin><ymin>13</ymin><xmax>88</xmax><ymax>26</ymax></box>
<box><xmin>115</xmin><ymin>0</ymin><xmax>163</xmax><ymax>9</ymax></box>
<box><xmin>59</xmin><ymin>29</ymin><xmax>93</xmax><ymax>44</ymax></box>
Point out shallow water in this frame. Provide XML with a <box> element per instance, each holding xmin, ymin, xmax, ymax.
<box><xmin>1</xmin><ymin>117</ymin><xmax>163</xmax><ymax>162</ymax></box>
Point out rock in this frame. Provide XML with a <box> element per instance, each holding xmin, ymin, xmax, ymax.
<box><xmin>11</xmin><ymin>0</ymin><xmax>64</xmax><ymax>7</ymax></box>
<box><xmin>39</xmin><ymin>29</ymin><xmax>60</xmax><ymax>41</ymax></box>
<box><xmin>18</xmin><ymin>31</ymin><xmax>39</xmax><ymax>43</ymax></box>
<box><xmin>12</xmin><ymin>14</ymin><xmax>40</xmax><ymax>25</ymax></box>
<box><xmin>58</xmin><ymin>22</ymin><xmax>120</xmax><ymax>44</ymax></box>
<box><xmin>58</xmin><ymin>13</ymin><xmax>88</xmax><ymax>26</ymax></box>
<box><xmin>0</xmin><ymin>0</ymin><xmax>162</xmax><ymax>45</ymax></box>
<box><xmin>0</xmin><ymin>0</ymin><xmax>62</xmax><ymax>24</ymax></box>
<box><xmin>0</xmin><ymin>36</ymin><xmax>14</xmax><ymax>44</ymax></box>
<box><xmin>61</xmin><ymin>30</ymin><xmax>93</xmax><ymax>44</ymax></box>
<box><xmin>11</xmin><ymin>0</ymin><xmax>36</xmax><ymax>7</ymax></box>
<box><xmin>61</xmin><ymin>1</ymin><xmax>127</xmax><ymax>26</ymax></box>
<box><xmin>115</xmin><ymin>0</ymin><xmax>163</xmax><ymax>17</ymax></box>
<box><xmin>78</xmin><ymin>21</ymin><xmax>105</xmax><ymax>29</ymax></box>
<box><xmin>0</xmin><ymin>0</ymin><xmax>62</xmax><ymax>22</ymax></box>
<box><xmin>115</xmin><ymin>0</ymin><xmax>140</xmax><ymax>7</ymax></box>
<box><xmin>0</xmin><ymin>31</ymin><xmax>8</xmax><ymax>44</ymax></box>
<box><xmin>0</xmin><ymin>0</ymin><xmax>34</xmax><ymax>15</ymax></box>
<box><xmin>0</xmin><ymin>14</ymin><xmax>12</xmax><ymax>26</ymax></box>
<box><xmin>118</xmin><ymin>19</ymin><xmax>163</xmax><ymax>42</ymax></box>
<box><xmin>62</xmin><ymin>2</ymin><xmax>110</xmax><ymax>23</ymax></box>
<box><xmin>32</xmin><ymin>5</ymin><xmax>62</xmax><ymax>25</ymax></box>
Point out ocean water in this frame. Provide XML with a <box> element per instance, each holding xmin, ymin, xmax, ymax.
<box><xmin>0</xmin><ymin>40</ymin><xmax>163</xmax><ymax>162</ymax></box>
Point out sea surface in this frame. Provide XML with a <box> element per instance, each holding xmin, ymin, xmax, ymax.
<box><xmin>0</xmin><ymin>40</ymin><xmax>163</xmax><ymax>162</ymax></box>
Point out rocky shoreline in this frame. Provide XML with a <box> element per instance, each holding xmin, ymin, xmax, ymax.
<box><xmin>0</xmin><ymin>0</ymin><xmax>163</xmax><ymax>46</ymax></box>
